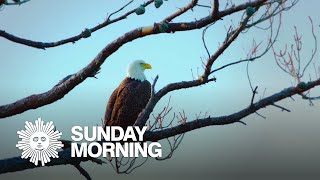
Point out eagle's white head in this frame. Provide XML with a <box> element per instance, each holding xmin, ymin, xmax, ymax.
<box><xmin>127</xmin><ymin>60</ymin><xmax>152</xmax><ymax>81</ymax></box>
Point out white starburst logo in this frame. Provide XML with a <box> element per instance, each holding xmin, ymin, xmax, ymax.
<box><xmin>16</xmin><ymin>118</ymin><xmax>64</xmax><ymax>166</ymax></box>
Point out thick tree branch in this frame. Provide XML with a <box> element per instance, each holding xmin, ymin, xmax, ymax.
<box><xmin>212</xmin><ymin>0</ymin><xmax>219</xmax><ymax>18</ymax></box>
<box><xmin>2</xmin><ymin>0</ymin><xmax>30</xmax><ymax>6</ymax></box>
<box><xmin>0</xmin><ymin>0</ymin><xmax>268</xmax><ymax>119</ymax></box>
<box><xmin>144</xmin><ymin>79</ymin><xmax>320</xmax><ymax>141</ymax></box>
<box><xmin>134</xmin><ymin>77</ymin><xmax>217</xmax><ymax>127</ymax></box>
<box><xmin>1</xmin><ymin>78</ymin><xmax>318</xmax><ymax>174</ymax></box>
<box><xmin>135</xmin><ymin>11</ymin><xmax>253</xmax><ymax>127</ymax></box>
<box><xmin>0</xmin><ymin>0</ymin><xmax>311</xmax><ymax>176</ymax></box>
<box><xmin>0</xmin><ymin>0</ymin><xmax>155</xmax><ymax>49</ymax></box>
<box><xmin>0</xmin><ymin>148</ymin><xmax>103</xmax><ymax>174</ymax></box>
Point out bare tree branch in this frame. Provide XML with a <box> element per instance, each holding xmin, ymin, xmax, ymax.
<box><xmin>272</xmin><ymin>103</ymin><xmax>291</xmax><ymax>112</ymax></box>
<box><xmin>135</xmin><ymin>9</ymin><xmax>254</xmax><ymax>127</ymax></box>
<box><xmin>1</xmin><ymin>77</ymin><xmax>319</xmax><ymax>174</ymax></box>
<box><xmin>0</xmin><ymin>0</ymin><xmax>155</xmax><ymax>49</ymax></box>
<box><xmin>144</xmin><ymin>78</ymin><xmax>320</xmax><ymax>141</ymax></box>
<box><xmin>0</xmin><ymin>0</ymin><xmax>316</xmax><ymax>178</ymax></box>
<box><xmin>212</xmin><ymin>0</ymin><xmax>219</xmax><ymax>18</ymax></box>
<box><xmin>74</xmin><ymin>164</ymin><xmax>92</xmax><ymax>180</ymax></box>
<box><xmin>2</xmin><ymin>0</ymin><xmax>30</xmax><ymax>6</ymax></box>
<box><xmin>0</xmin><ymin>148</ymin><xmax>103</xmax><ymax>174</ymax></box>
<box><xmin>163</xmin><ymin>0</ymin><xmax>198</xmax><ymax>23</ymax></box>
<box><xmin>0</xmin><ymin>0</ymin><xmax>268</xmax><ymax>119</ymax></box>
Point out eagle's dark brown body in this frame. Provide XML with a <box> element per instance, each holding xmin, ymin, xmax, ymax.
<box><xmin>103</xmin><ymin>77</ymin><xmax>151</xmax><ymax>129</ymax></box>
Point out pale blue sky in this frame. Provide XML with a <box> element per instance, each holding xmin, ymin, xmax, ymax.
<box><xmin>0</xmin><ymin>0</ymin><xmax>320</xmax><ymax>179</ymax></box>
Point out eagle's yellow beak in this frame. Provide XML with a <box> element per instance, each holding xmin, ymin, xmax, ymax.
<box><xmin>143</xmin><ymin>63</ymin><xmax>152</xmax><ymax>69</ymax></box>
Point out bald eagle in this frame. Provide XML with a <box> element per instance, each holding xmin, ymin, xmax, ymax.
<box><xmin>103</xmin><ymin>60</ymin><xmax>152</xmax><ymax>130</ymax></box>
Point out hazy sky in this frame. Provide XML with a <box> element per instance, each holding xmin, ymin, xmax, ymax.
<box><xmin>0</xmin><ymin>0</ymin><xmax>320</xmax><ymax>179</ymax></box>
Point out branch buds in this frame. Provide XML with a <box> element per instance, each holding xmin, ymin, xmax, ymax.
<box><xmin>159</xmin><ymin>22</ymin><xmax>169</xmax><ymax>32</ymax></box>
<box><xmin>155</xmin><ymin>0</ymin><xmax>163</xmax><ymax>8</ymax></box>
<box><xmin>246</xmin><ymin>6</ymin><xmax>256</xmax><ymax>16</ymax></box>
<box><xmin>135</xmin><ymin>5</ymin><xmax>146</xmax><ymax>15</ymax></box>
<box><xmin>81</xmin><ymin>28</ymin><xmax>92</xmax><ymax>38</ymax></box>
<box><xmin>297</xmin><ymin>81</ymin><xmax>308</xmax><ymax>90</ymax></box>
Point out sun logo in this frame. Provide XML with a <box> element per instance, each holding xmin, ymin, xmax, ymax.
<box><xmin>16</xmin><ymin>118</ymin><xmax>64</xmax><ymax>166</ymax></box>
